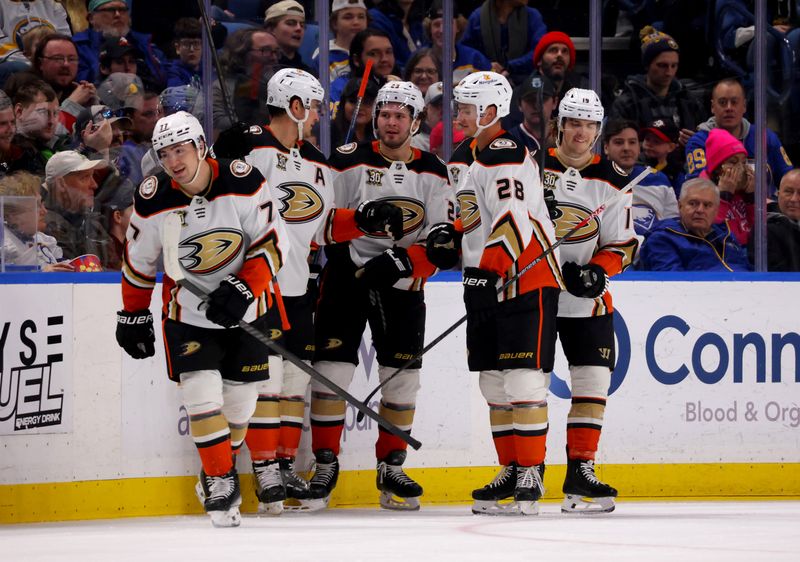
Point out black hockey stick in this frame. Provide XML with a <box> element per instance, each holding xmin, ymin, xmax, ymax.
<box><xmin>356</xmin><ymin>166</ymin><xmax>650</xmax><ymax>422</ymax></box>
<box><xmin>196</xmin><ymin>0</ymin><xmax>237</xmax><ymax>126</ymax></box>
<box><xmin>161</xmin><ymin>211</ymin><xmax>422</xmax><ymax>450</ymax></box>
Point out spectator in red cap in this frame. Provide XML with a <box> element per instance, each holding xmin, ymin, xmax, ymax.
<box><xmin>429</xmin><ymin>119</ymin><xmax>465</xmax><ymax>158</ymax></box>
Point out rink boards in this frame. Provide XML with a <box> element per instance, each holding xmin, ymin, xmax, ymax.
<box><xmin>1</xmin><ymin>272</ymin><xmax>799</xmax><ymax>523</ymax></box>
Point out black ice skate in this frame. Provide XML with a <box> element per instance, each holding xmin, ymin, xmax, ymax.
<box><xmin>198</xmin><ymin>468</ymin><xmax>242</xmax><ymax>527</ymax></box>
<box><xmin>279</xmin><ymin>457</ymin><xmax>311</xmax><ymax>499</ymax></box>
<box><xmin>305</xmin><ymin>449</ymin><xmax>340</xmax><ymax>511</ymax></box>
<box><xmin>562</xmin><ymin>458</ymin><xmax>617</xmax><ymax>514</ymax></box>
<box><xmin>376</xmin><ymin>450</ymin><xmax>423</xmax><ymax>511</ymax></box>
<box><xmin>471</xmin><ymin>463</ymin><xmax>517</xmax><ymax>515</ymax></box>
<box><xmin>253</xmin><ymin>459</ymin><xmax>286</xmax><ymax>515</ymax></box>
<box><xmin>514</xmin><ymin>464</ymin><xmax>546</xmax><ymax>515</ymax></box>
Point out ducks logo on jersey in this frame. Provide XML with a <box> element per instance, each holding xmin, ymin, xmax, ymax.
<box><xmin>275</xmin><ymin>182</ymin><xmax>325</xmax><ymax>223</ymax></box>
<box><xmin>179</xmin><ymin>228</ymin><xmax>244</xmax><ymax>274</ymax></box>
<box><xmin>457</xmin><ymin>191</ymin><xmax>481</xmax><ymax>234</ymax></box>
<box><xmin>553</xmin><ymin>203</ymin><xmax>600</xmax><ymax>244</ymax></box>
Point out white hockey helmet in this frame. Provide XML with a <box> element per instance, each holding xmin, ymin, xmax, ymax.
<box><xmin>266</xmin><ymin>68</ymin><xmax>324</xmax><ymax>140</ymax></box>
<box><xmin>557</xmin><ymin>87</ymin><xmax>604</xmax><ymax>150</ymax></box>
<box><xmin>372</xmin><ymin>80</ymin><xmax>425</xmax><ymax>140</ymax></box>
<box><xmin>453</xmin><ymin>71</ymin><xmax>512</xmax><ymax>136</ymax></box>
<box><xmin>152</xmin><ymin>111</ymin><xmax>207</xmax><ymax>179</ymax></box>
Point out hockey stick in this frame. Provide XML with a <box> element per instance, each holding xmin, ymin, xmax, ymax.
<box><xmin>530</xmin><ymin>74</ymin><xmax>545</xmax><ymax>185</ymax></box>
<box><xmin>161</xmin><ymin>211</ymin><xmax>422</xmax><ymax>450</ymax></box>
<box><xmin>344</xmin><ymin>59</ymin><xmax>374</xmax><ymax>145</ymax></box>
<box><xmin>195</xmin><ymin>0</ymin><xmax>237</xmax><ymax>126</ymax></box>
<box><xmin>356</xmin><ymin>165</ymin><xmax>650</xmax><ymax>422</ymax></box>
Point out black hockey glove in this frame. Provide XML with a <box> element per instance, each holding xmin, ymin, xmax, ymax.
<box><xmin>205</xmin><ymin>274</ymin><xmax>255</xmax><ymax>328</ymax></box>
<box><xmin>212</xmin><ymin>122</ymin><xmax>252</xmax><ymax>159</ymax></box>
<box><xmin>356</xmin><ymin>246</ymin><xmax>413</xmax><ymax>288</ymax></box>
<box><xmin>561</xmin><ymin>261</ymin><xmax>609</xmax><ymax>299</ymax></box>
<box><xmin>544</xmin><ymin>189</ymin><xmax>560</xmax><ymax>221</ymax></box>
<box><xmin>425</xmin><ymin>222</ymin><xmax>461</xmax><ymax>270</ymax></box>
<box><xmin>355</xmin><ymin>200</ymin><xmax>404</xmax><ymax>241</ymax></box>
<box><xmin>462</xmin><ymin>267</ymin><xmax>499</xmax><ymax>324</ymax></box>
<box><xmin>116</xmin><ymin>309</ymin><xmax>156</xmax><ymax>359</ymax></box>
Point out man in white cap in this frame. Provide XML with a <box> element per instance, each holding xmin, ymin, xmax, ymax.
<box><xmin>264</xmin><ymin>0</ymin><xmax>313</xmax><ymax>74</ymax></box>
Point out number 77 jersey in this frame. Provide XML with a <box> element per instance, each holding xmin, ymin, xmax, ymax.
<box><xmin>457</xmin><ymin>132</ymin><xmax>563</xmax><ymax>301</ymax></box>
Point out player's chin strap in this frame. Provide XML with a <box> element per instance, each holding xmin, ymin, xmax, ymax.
<box><xmin>160</xmin><ymin>141</ymin><xmax>209</xmax><ymax>186</ymax></box>
<box><xmin>556</xmin><ymin>118</ymin><xmax>604</xmax><ymax>153</ymax></box>
<box><xmin>472</xmin><ymin>111</ymin><xmax>501</xmax><ymax>139</ymax></box>
<box><xmin>288</xmin><ymin>106</ymin><xmax>309</xmax><ymax>141</ymax></box>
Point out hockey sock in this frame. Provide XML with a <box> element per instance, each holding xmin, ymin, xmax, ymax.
<box><xmin>310</xmin><ymin>391</ymin><xmax>346</xmax><ymax>455</ymax></box>
<box><xmin>566</xmin><ymin>396</ymin><xmax>605</xmax><ymax>460</ymax></box>
<box><xmin>189</xmin><ymin>409</ymin><xmax>234</xmax><ymax>476</ymax></box>
<box><xmin>277</xmin><ymin>396</ymin><xmax>305</xmax><ymax>458</ymax></box>
<box><xmin>245</xmin><ymin>393</ymin><xmax>280</xmax><ymax>461</ymax></box>
<box><xmin>229</xmin><ymin>420</ymin><xmax>248</xmax><ymax>455</ymax></box>
<box><xmin>375</xmin><ymin>400</ymin><xmax>415</xmax><ymax>460</ymax></box>
<box><xmin>488</xmin><ymin>404</ymin><xmax>516</xmax><ymax>466</ymax></box>
<box><xmin>511</xmin><ymin>400</ymin><xmax>548</xmax><ymax>467</ymax></box>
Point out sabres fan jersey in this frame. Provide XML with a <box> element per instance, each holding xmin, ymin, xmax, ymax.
<box><xmin>244</xmin><ymin>126</ymin><xmax>362</xmax><ymax>297</ymax></box>
<box><xmin>329</xmin><ymin>140</ymin><xmax>453</xmax><ymax>291</ymax></box>
<box><xmin>629</xmin><ymin>164</ymin><xmax>679</xmax><ymax>235</ymax></box>
<box><xmin>543</xmin><ymin>150</ymin><xmax>641</xmax><ymax>318</ymax></box>
<box><xmin>122</xmin><ymin>158</ymin><xmax>289</xmax><ymax>329</ymax></box>
<box><xmin>457</xmin><ymin>131</ymin><xmax>563</xmax><ymax>301</ymax></box>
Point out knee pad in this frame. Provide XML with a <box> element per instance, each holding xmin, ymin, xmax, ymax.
<box><xmin>503</xmin><ymin>368</ymin><xmax>549</xmax><ymax>403</ymax></box>
<box><xmin>378</xmin><ymin>365</ymin><xmax>420</xmax><ymax>406</ymax></box>
<box><xmin>221</xmin><ymin>381</ymin><xmax>258</xmax><ymax>426</ymax></box>
<box><xmin>281</xmin><ymin>360</ymin><xmax>311</xmax><ymax>398</ymax></box>
<box><xmin>179</xmin><ymin>370</ymin><xmax>223</xmax><ymax>415</ymax></box>
<box><xmin>254</xmin><ymin>355</ymin><xmax>284</xmax><ymax>394</ymax></box>
<box><xmin>310</xmin><ymin>360</ymin><xmax>355</xmax><ymax>396</ymax></box>
<box><xmin>478</xmin><ymin>370</ymin><xmax>507</xmax><ymax>404</ymax></box>
<box><xmin>570</xmin><ymin>365</ymin><xmax>611</xmax><ymax>399</ymax></box>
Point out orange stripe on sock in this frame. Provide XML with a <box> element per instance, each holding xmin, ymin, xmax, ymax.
<box><xmin>197</xmin><ymin>440</ymin><xmax>233</xmax><ymax>476</ymax></box>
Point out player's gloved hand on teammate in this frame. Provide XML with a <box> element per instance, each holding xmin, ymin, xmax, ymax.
<box><xmin>356</xmin><ymin>246</ymin><xmax>413</xmax><ymax>288</ymax></box>
<box><xmin>355</xmin><ymin>200</ymin><xmax>404</xmax><ymax>241</ymax></box>
<box><xmin>205</xmin><ymin>274</ymin><xmax>255</xmax><ymax>327</ymax></box>
<box><xmin>462</xmin><ymin>267</ymin><xmax>499</xmax><ymax>323</ymax></box>
<box><xmin>116</xmin><ymin>309</ymin><xmax>156</xmax><ymax>359</ymax></box>
<box><xmin>212</xmin><ymin>122</ymin><xmax>252</xmax><ymax>159</ymax></box>
<box><xmin>561</xmin><ymin>261</ymin><xmax>609</xmax><ymax>299</ymax></box>
<box><xmin>543</xmin><ymin>189</ymin><xmax>560</xmax><ymax>222</ymax></box>
<box><xmin>425</xmin><ymin>222</ymin><xmax>461</xmax><ymax>270</ymax></box>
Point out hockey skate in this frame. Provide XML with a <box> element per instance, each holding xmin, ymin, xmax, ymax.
<box><xmin>279</xmin><ymin>457</ymin><xmax>315</xmax><ymax>512</ymax></box>
<box><xmin>514</xmin><ymin>464</ymin><xmax>546</xmax><ymax>515</ymax></box>
<box><xmin>376</xmin><ymin>450</ymin><xmax>422</xmax><ymax>511</ymax></box>
<box><xmin>561</xmin><ymin>458</ymin><xmax>617</xmax><ymax>514</ymax></box>
<box><xmin>471</xmin><ymin>463</ymin><xmax>517</xmax><ymax>515</ymax></box>
<box><xmin>303</xmin><ymin>449</ymin><xmax>340</xmax><ymax>511</ymax></box>
<box><xmin>197</xmin><ymin>468</ymin><xmax>242</xmax><ymax>527</ymax></box>
<box><xmin>252</xmin><ymin>459</ymin><xmax>286</xmax><ymax>515</ymax></box>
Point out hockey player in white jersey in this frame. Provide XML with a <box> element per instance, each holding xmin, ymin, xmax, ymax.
<box><xmin>544</xmin><ymin>88</ymin><xmax>641</xmax><ymax>514</ymax></box>
<box><xmin>214</xmin><ymin>68</ymin><xmax>404</xmax><ymax>514</ymax></box>
<box><xmin>308</xmin><ymin>80</ymin><xmax>453</xmax><ymax>511</ymax></box>
<box><xmin>441</xmin><ymin>71</ymin><xmax>563</xmax><ymax>516</ymax></box>
<box><xmin>115</xmin><ymin>111</ymin><xmax>289</xmax><ymax>527</ymax></box>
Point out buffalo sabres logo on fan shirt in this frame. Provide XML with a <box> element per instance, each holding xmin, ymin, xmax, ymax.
<box><xmin>366</xmin><ymin>168</ymin><xmax>385</xmax><ymax>186</ymax></box>
<box><xmin>179</xmin><ymin>228</ymin><xmax>244</xmax><ymax>274</ymax></box>
<box><xmin>275</xmin><ymin>182</ymin><xmax>324</xmax><ymax>223</ymax></box>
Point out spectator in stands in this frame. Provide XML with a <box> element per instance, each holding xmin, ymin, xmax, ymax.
<box><xmin>684</xmin><ymin>78</ymin><xmax>792</xmax><ymax>196</ymax></box>
<box><xmin>74</xmin><ymin>0</ymin><xmax>167</xmax><ymax>90</ymax></box>
<box><xmin>0</xmin><ymin>1</ymin><xmax>71</xmax><ymax>87</ymax></box>
<box><xmin>0</xmin><ymin>90</ymin><xmax>16</xmax><ymax>175</ymax></box>
<box><xmin>411</xmin><ymin>80</ymin><xmax>442</xmax><ymax>151</ymax></box>
<box><xmin>313</xmin><ymin>0</ymin><xmax>369</xmax><ymax>81</ymax></box>
<box><xmin>368</xmin><ymin>0</ymin><xmax>427</xmax><ymax>70</ymax></box>
<box><xmin>330</xmin><ymin>76</ymin><xmax>379</xmax><ymax>147</ymax></box>
<box><xmin>96</xmin><ymin>179</ymin><xmax>134</xmax><ymax>270</ymax></box>
<box><xmin>429</xmin><ymin>119</ymin><xmax>465</xmax><ymax>158</ymax></box>
<box><xmin>119</xmin><ymin>90</ymin><xmax>159</xmax><ymax>186</ymax></box>
<box><xmin>403</xmin><ymin>48</ymin><xmax>440</xmax><ymax>98</ymax></box>
<box><xmin>639</xmin><ymin>177</ymin><xmax>751</xmax><ymax>271</ymax></box>
<box><xmin>167</xmin><ymin>18</ymin><xmax>203</xmax><ymax>89</ymax></box>
<box><xmin>610</xmin><ymin>26</ymin><xmax>705</xmax><ymax>149</ymax></box>
<box><xmin>641</xmin><ymin>118</ymin><xmax>683</xmax><ymax>192</ymax></box>
<box><xmin>42</xmin><ymin>149</ymin><xmax>113</xmax><ymax>265</ymax></box>
<box><xmin>0</xmin><ymin>170</ymin><xmax>72</xmax><ymax>271</ymax></box>
<box><xmin>749</xmin><ymin>168</ymin><xmax>800</xmax><ymax>271</ymax></box>
<box><xmin>264</xmin><ymin>0</ymin><xmax>312</xmax><ymax>74</ymax></box>
<box><xmin>10</xmin><ymin>80</ymin><xmax>63</xmax><ymax>175</ymax></box>
<box><xmin>507</xmin><ymin>73</ymin><xmax>557</xmax><ymax>154</ymax></box>
<box><xmin>603</xmin><ymin>119</ymin><xmax>678</xmax><ymax>236</ymax></box>
<box><xmin>423</xmin><ymin>0</ymin><xmax>490</xmax><ymax>83</ymax></box>
<box><xmin>532</xmin><ymin>31</ymin><xmax>587</xmax><ymax>99</ymax></box>
<box><xmin>460</xmin><ymin>0</ymin><xmax>547</xmax><ymax>84</ymax></box>
<box><xmin>329</xmin><ymin>28</ymin><xmax>398</xmax><ymax>104</ymax></box>
<box><xmin>97</xmin><ymin>36</ymin><xmax>139</xmax><ymax>82</ymax></box>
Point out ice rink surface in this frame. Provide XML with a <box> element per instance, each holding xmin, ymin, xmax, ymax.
<box><xmin>2</xmin><ymin>501</ymin><xmax>798</xmax><ymax>562</ymax></box>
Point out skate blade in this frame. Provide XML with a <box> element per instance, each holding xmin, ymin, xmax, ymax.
<box><xmin>379</xmin><ymin>491</ymin><xmax>420</xmax><ymax>511</ymax></box>
<box><xmin>516</xmin><ymin>500</ymin><xmax>540</xmax><ymax>515</ymax></box>
<box><xmin>471</xmin><ymin>499</ymin><xmax>521</xmax><ymax>516</ymax></box>
<box><xmin>561</xmin><ymin>494</ymin><xmax>616</xmax><ymax>514</ymax></box>
<box><xmin>194</xmin><ymin>480</ymin><xmax>206</xmax><ymax>505</ymax></box>
<box><xmin>209</xmin><ymin>507</ymin><xmax>242</xmax><ymax>527</ymax></box>
<box><xmin>284</xmin><ymin>496</ymin><xmax>330</xmax><ymax>512</ymax></box>
<box><xmin>257</xmin><ymin>500</ymin><xmax>284</xmax><ymax>516</ymax></box>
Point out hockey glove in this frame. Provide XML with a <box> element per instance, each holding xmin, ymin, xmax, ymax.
<box><xmin>544</xmin><ymin>189</ymin><xmax>560</xmax><ymax>221</ymax></box>
<box><xmin>205</xmin><ymin>274</ymin><xmax>255</xmax><ymax>328</ymax></box>
<box><xmin>462</xmin><ymin>267</ymin><xmax>499</xmax><ymax>324</ymax></box>
<box><xmin>426</xmin><ymin>222</ymin><xmax>461</xmax><ymax>270</ymax></box>
<box><xmin>561</xmin><ymin>262</ymin><xmax>609</xmax><ymax>299</ymax></box>
<box><xmin>355</xmin><ymin>200</ymin><xmax>404</xmax><ymax>241</ymax></box>
<box><xmin>212</xmin><ymin>122</ymin><xmax>252</xmax><ymax>159</ymax></box>
<box><xmin>356</xmin><ymin>246</ymin><xmax>413</xmax><ymax>288</ymax></box>
<box><xmin>116</xmin><ymin>309</ymin><xmax>156</xmax><ymax>359</ymax></box>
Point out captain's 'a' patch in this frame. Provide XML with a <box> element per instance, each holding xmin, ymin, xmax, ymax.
<box><xmin>489</xmin><ymin>138</ymin><xmax>517</xmax><ymax>150</ymax></box>
<box><xmin>230</xmin><ymin>159</ymin><xmax>252</xmax><ymax>177</ymax></box>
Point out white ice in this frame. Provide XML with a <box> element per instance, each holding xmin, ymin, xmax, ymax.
<box><xmin>2</xmin><ymin>501</ymin><xmax>797</xmax><ymax>562</ymax></box>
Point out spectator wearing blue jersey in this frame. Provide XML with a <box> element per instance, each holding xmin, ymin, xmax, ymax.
<box><xmin>313</xmin><ymin>0</ymin><xmax>369</xmax><ymax>82</ymax></box>
<box><xmin>423</xmin><ymin>0</ymin><xmax>490</xmax><ymax>84</ymax></box>
<box><xmin>329</xmin><ymin>28</ymin><xmax>398</xmax><ymax>104</ymax></box>
<box><xmin>684</xmin><ymin>78</ymin><xmax>792</xmax><ymax>197</ymax></box>
<box><xmin>460</xmin><ymin>0</ymin><xmax>547</xmax><ymax>84</ymax></box>
<box><xmin>367</xmin><ymin>0</ymin><xmax>427</xmax><ymax>70</ymax></box>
